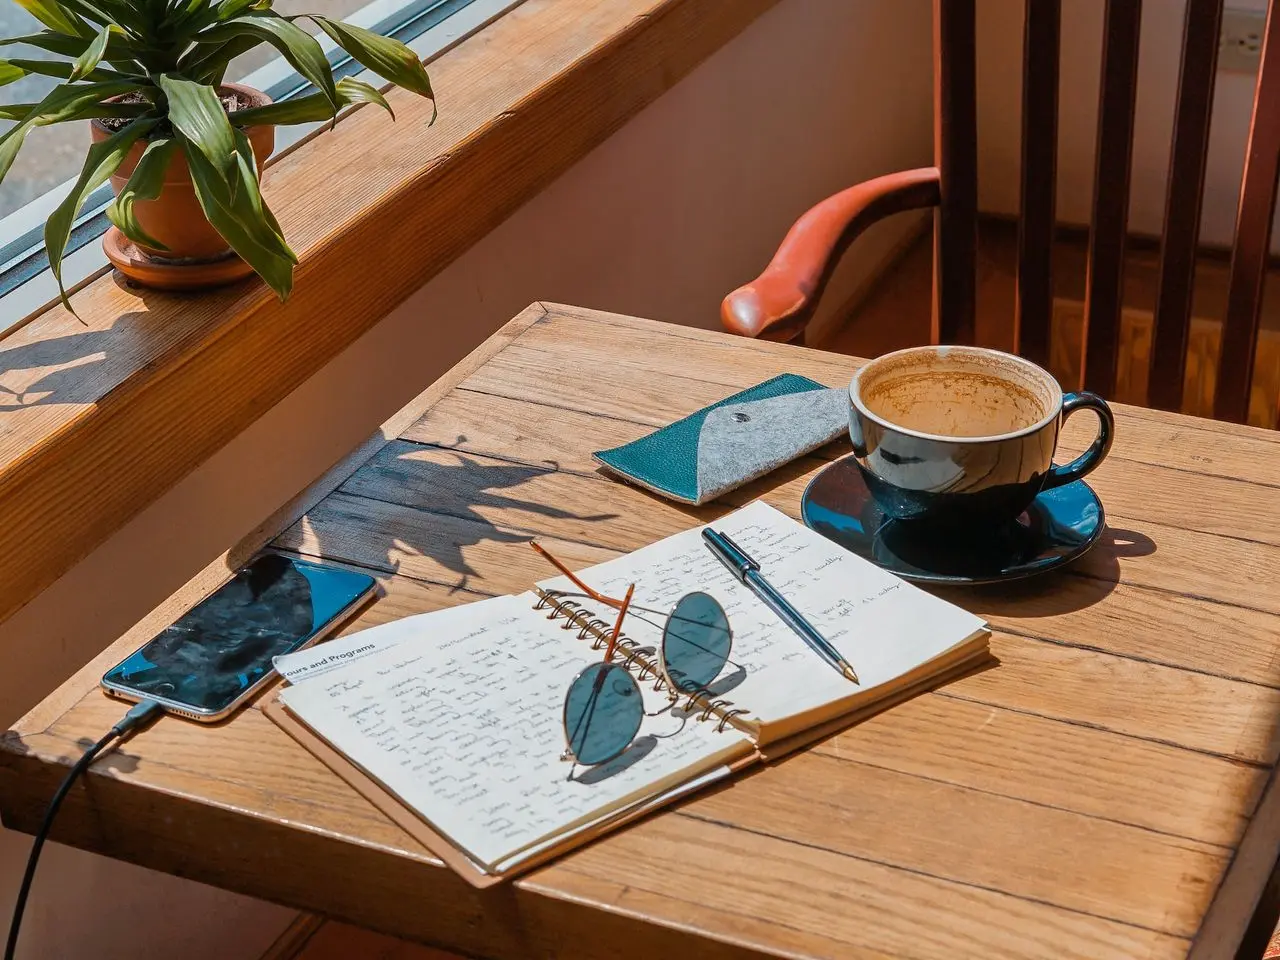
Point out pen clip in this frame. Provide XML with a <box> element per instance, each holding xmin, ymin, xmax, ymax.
<box><xmin>702</xmin><ymin>528</ymin><xmax>760</xmax><ymax>582</ymax></box>
<box><xmin>717</xmin><ymin>532</ymin><xmax>759</xmax><ymax>572</ymax></box>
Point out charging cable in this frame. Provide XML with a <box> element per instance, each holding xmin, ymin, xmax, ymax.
<box><xmin>3</xmin><ymin>699</ymin><xmax>164</xmax><ymax>960</ymax></box>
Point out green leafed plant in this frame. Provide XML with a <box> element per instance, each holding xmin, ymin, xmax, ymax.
<box><xmin>0</xmin><ymin>0</ymin><xmax>436</xmax><ymax>309</ymax></box>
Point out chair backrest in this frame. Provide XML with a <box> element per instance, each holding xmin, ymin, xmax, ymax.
<box><xmin>938</xmin><ymin>0</ymin><xmax>1280</xmax><ymax>424</ymax></box>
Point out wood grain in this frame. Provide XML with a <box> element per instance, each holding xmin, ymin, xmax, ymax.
<box><xmin>1217</xmin><ymin>0</ymin><xmax>1280</xmax><ymax>422</ymax></box>
<box><xmin>1015</xmin><ymin>0</ymin><xmax>1061</xmax><ymax>367</ymax></box>
<box><xmin>1148</xmin><ymin>0</ymin><xmax>1223</xmax><ymax>412</ymax></box>
<box><xmin>5</xmin><ymin>304</ymin><xmax>1280</xmax><ymax>959</ymax></box>
<box><xmin>933</xmin><ymin>0</ymin><xmax>979</xmax><ymax>344</ymax></box>
<box><xmin>0</xmin><ymin>0</ymin><xmax>776</xmax><ymax>628</ymax></box>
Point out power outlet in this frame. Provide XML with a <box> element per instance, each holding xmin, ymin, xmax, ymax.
<box><xmin>1220</xmin><ymin>7</ymin><xmax>1267</xmax><ymax>73</ymax></box>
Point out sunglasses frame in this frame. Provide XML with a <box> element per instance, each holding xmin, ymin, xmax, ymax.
<box><xmin>559</xmin><ymin>660</ymin><xmax>643</xmax><ymax>766</ymax></box>
<box><xmin>653</xmin><ymin>591</ymin><xmax>734</xmax><ymax>701</ymax></box>
<box><xmin>533</xmin><ymin>543</ymin><xmax>737</xmax><ymax>766</ymax></box>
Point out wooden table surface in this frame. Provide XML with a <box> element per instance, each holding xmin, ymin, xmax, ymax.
<box><xmin>5</xmin><ymin>303</ymin><xmax>1280</xmax><ymax>960</ymax></box>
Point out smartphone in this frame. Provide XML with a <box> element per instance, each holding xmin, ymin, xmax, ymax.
<box><xmin>102</xmin><ymin>553</ymin><xmax>377</xmax><ymax>722</ymax></box>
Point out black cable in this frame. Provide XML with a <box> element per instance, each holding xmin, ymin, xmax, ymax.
<box><xmin>3</xmin><ymin>699</ymin><xmax>164</xmax><ymax>960</ymax></box>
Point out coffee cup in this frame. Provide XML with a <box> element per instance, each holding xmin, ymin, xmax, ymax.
<box><xmin>847</xmin><ymin>345</ymin><xmax>1113</xmax><ymax>530</ymax></box>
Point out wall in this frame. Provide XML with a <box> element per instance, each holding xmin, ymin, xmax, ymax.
<box><xmin>976</xmin><ymin>0</ymin><xmax>1269</xmax><ymax>248</ymax></box>
<box><xmin>0</xmin><ymin>0</ymin><xmax>934</xmax><ymax>956</ymax></box>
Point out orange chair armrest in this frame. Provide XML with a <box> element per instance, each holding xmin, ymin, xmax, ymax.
<box><xmin>721</xmin><ymin>167</ymin><xmax>941</xmax><ymax>341</ymax></box>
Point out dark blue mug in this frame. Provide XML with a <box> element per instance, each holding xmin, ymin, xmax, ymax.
<box><xmin>848</xmin><ymin>345</ymin><xmax>1113</xmax><ymax>530</ymax></box>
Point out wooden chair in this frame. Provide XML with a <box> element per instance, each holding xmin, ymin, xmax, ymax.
<box><xmin>721</xmin><ymin>0</ymin><xmax>1280</xmax><ymax>427</ymax></box>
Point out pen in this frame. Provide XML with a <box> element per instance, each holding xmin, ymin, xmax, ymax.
<box><xmin>701</xmin><ymin>528</ymin><xmax>860</xmax><ymax>685</ymax></box>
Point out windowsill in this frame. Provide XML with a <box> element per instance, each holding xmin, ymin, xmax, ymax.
<box><xmin>0</xmin><ymin>0</ymin><xmax>777</xmax><ymax>625</ymax></box>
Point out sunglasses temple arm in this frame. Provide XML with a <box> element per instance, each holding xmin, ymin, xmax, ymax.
<box><xmin>530</xmin><ymin>541</ymin><xmax>624</xmax><ymax>610</ymax></box>
<box><xmin>604</xmin><ymin>584</ymin><xmax>635</xmax><ymax>662</ymax></box>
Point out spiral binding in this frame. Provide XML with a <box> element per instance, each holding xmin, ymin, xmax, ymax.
<box><xmin>534</xmin><ymin>588</ymin><xmax>750</xmax><ymax>734</ymax></box>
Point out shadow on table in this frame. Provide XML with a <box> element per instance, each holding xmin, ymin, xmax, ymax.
<box><xmin>934</xmin><ymin>524</ymin><xmax>1157</xmax><ymax>617</ymax></box>
<box><xmin>306</xmin><ymin>441</ymin><xmax>618</xmax><ymax>594</ymax></box>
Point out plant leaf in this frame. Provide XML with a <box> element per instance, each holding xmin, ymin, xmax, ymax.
<box><xmin>67</xmin><ymin>23</ymin><xmax>116</xmax><ymax>80</ymax></box>
<box><xmin>6</xmin><ymin>56</ymin><xmax>137</xmax><ymax>82</ymax></box>
<box><xmin>216</xmin><ymin>0</ymin><xmax>258</xmax><ymax>20</ymax></box>
<box><xmin>0</xmin><ymin>61</ymin><xmax>27</xmax><ymax>87</ymax></box>
<box><xmin>0</xmin><ymin>79</ymin><xmax>139</xmax><ymax>185</ymax></box>
<box><xmin>157</xmin><ymin>73</ymin><xmax>236</xmax><ymax>182</ymax></box>
<box><xmin>229</xmin><ymin>127</ymin><xmax>295</xmax><ymax>262</ymax></box>
<box><xmin>105</xmin><ymin>136</ymin><xmax>177</xmax><ymax>250</ymax></box>
<box><xmin>0</xmin><ymin>100</ymin><xmax>148</xmax><ymax>121</ymax></box>
<box><xmin>312</xmin><ymin>16</ymin><xmax>433</xmax><ymax>119</ymax></box>
<box><xmin>178</xmin><ymin>35</ymin><xmax>259</xmax><ymax>86</ymax></box>
<box><xmin>193</xmin><ymin>12</ymin><xmax>337</xmax><ymax>112</ymax></box>
<box><xmin>46</xmin><ymin>116</ymin><xmax>158</xmax><ymax>313</ymax></box>
<box><xmin>0</xmin><ymin>30</ymin><xmax>90</xmax><ymax>57</ymax></box>
<box><xmin>0</xmin><ymin>130</ymin><xmax>32</xmax><ymax>191</ymax></box>
<box><xmin>56</xmin><ymin>0</ymin><xmax>116</xmax><ymax>28</ymax></box>
<box><xmin>0</xmin><ymin>27</ymin><xmax>142</xmax><ymax>60</ymax></box>
<box><xmin>179</xmin><ymin>129</ymin><xmax>296</xmax><ymax>300</ymax></box>
<box><xmin>13</xmin><ymin>0</ymin><xmax>86</xmax><ymax>37</ymax></box>
<box><xmin>228</xmin><ymin>76</ymin><xmax>394</xmax><ymax>126</ymax></box>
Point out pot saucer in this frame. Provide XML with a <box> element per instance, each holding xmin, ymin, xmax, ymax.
<box><xmin>799</xmin><ymin>456</ymin><xmax>1105</xmax><ymax>585</ymax></box>
<box><xmin>103</xmin><ymin>227</ymin><xmax>255</xmax><ymax>292</ymax></box>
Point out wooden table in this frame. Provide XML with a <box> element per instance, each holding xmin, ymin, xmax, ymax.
<box><xmin>5</xmin><ymin>303</ymin><xmax>1280</xmax><ymax>960</ymax></box>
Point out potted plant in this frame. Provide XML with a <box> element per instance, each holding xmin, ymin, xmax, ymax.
<box><xmin>0</xmin><ymin>0</ymin><xmax>435</xmax><ymax>306</ymax></box>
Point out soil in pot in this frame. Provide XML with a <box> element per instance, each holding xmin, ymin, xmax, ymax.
<box><xmin>94</xmin><ymin>82</ymin><xmax>275</xmax><ymax>264</ymax></box>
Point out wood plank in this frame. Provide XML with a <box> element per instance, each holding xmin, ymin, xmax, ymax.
<box><xmin>693</xmin><ymin>751</ymin><xmax>1226</xmax><ymax>937</ymax></box>
<box><xmin>813</xmin><ymin>695</ymin><xmax>1263</xmax><ymax>849</ymax></box>
<box><xmin>282</xmin><ymin>920</ymin><xmax>463</xmax><ymax>960</ymax></box>
<box><xmin>950</xmin><ymin>633</ymin><xmax>1280</xmax><ymax>766</ymax></box>
<box><xmin>1149</xmin><ymin>0</ymin><xmax>1223</xmax><ymax>412</ymax></box>
<box><xmin>555</xmin><ymin>815</ymin><xmax>1188</xmax><ymax>960</ymax></box>
<box><xmin>1217</xmin><ymin>0</ymin><xmax>1280</xmax><ymax>421</ymax></box>
<box><xmin>1082</xmin><ymin>0</ymin><xmax>1143</xmax><ymax>395</ymax></box>
<box><xmin>0</xmin><ymin>0</ymin><xmax>778</xmax><ymax>626</ymax></box>
<box><xmin>933</xmin><ymin>0</ymin><xmax>979</xmax><ymax>344</ymax></box>
<box><xmin>1015</xmin><ymin>0</ymin><xmax>1061</xmax><ymax>367</ymax></box>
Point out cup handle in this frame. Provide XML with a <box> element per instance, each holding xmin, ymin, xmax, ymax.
<box><xmin>1043</xmin><ymin>391</ymin><xmax>1115</xmax><ymax>490</ymax></box>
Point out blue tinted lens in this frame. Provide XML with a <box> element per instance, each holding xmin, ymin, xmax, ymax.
<box><xmin>564</xmin><ymin>662</ymin><xmax>643</xmax><ymax>765</ymax></box>
<box><xmin>662</xmin><ymin>592</ymin><xmax>732</xmax><ymax>694</ymax></box>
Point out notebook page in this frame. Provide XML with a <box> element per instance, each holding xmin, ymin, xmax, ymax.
<box><xmin>274</xmin><ymin>595</ymin><xmax>519</xmax><ymax>683</ymax></box>
<box><xmin>277</xmin><ymin>592</ymin><xmax>751</xmax><ymax>869</ymax></box>
<box><xmin>538</xmin><ymin>501</ymin><xmax>987</xmax><ymax>734</ymax></box>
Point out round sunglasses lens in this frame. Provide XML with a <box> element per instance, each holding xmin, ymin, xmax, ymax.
<box><xmin>662</xmin><ymin>592</ymin><xmax>732</xmax><ymax>694</ymax></box>
<box><xmin>564</xmin><ymin>662</ymin><xmax>643</xmax><ymax>765</ymax></box>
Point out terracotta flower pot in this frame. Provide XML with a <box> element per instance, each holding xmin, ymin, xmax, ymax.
<box><xmin>92</xmin><ymin>82</ymin><xmax>276</xmax><ymax>262</ymax></box>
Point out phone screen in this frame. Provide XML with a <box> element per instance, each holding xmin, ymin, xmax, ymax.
<box><xmin>102</xmin><ymin>553</ymin><xmax>375</xmax><ymax>715</ymax></box>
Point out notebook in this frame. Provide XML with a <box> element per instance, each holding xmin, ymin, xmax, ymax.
<box><xmin>264</xmin><ymin>501</ymin><xmax>990</xmax><ymax>886</ymax></box>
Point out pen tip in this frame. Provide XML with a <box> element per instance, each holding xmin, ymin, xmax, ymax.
<box><xmin>842</xmin><ymin>664</ymin><xmax>860</xmax><ymax>685</ymax></box>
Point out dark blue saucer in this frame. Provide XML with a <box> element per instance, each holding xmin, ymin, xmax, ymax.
<box><xmin>800</xmin><ymin>456</ymin><xmax>1105</xmax><ymax>585</ymax></box>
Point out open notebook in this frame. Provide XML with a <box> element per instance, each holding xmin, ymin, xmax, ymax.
<box><xmin>264</xmin><ymin>501</ymin><xmax>990</xmax><ymax>886</ymax></box>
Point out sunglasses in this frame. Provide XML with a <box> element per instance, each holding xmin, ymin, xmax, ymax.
<box><xmin>533</xmin><ymin>543</ymin><xmax>734</xmax><ymax>768</ymax></box>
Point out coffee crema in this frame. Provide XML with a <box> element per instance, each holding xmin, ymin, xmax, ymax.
<box><xmin>857</xmin><ymin>348</ymin><xmax>1057</xmax><ymax>439</ymax></box>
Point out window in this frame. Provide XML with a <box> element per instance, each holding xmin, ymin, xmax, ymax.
<box><xmin>0</xmin><ymin>0</ymin><xmax>521</xmax><ymax>329</ymax></box>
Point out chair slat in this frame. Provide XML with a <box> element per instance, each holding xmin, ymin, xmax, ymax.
<box><xmin>1216</xmin><ymin>2</ymin><xmax>1280</xmax><ymax>423</ymax></box>
<box><xmin>1015</xmin><ymin>0</ymin><xmax>1061</xmax><ymax>368</ymax></box>
<box><xmin>1148</xmin><ymin>0</ymin><xmax>1223</xmax><ymax>413</ymax></box>
<box><xmin>1082</xmin><ymin>0</ymin><xmax>1143</xmax><ymax>395</ymax></box>
<box><xmin>933</xmin><ymin>0</ymin><xmax>978</xmax><ymax>345</ymax></box>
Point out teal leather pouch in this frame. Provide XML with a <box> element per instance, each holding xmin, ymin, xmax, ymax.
<box><xmin>592</xmin><ymin>374</ymin><xmax>847</xmax><ymax>505</ymax></box>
